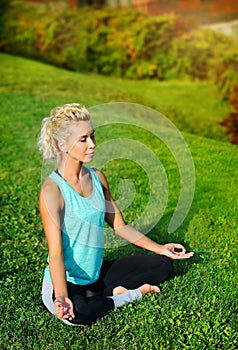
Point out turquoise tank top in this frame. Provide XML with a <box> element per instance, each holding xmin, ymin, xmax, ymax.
<box><xmin>43</xmin><ymin>167</ymin><xmax>106</xmax><ymax>285</ymax></box>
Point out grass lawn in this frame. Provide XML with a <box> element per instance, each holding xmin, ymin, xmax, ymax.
<box><xmin>0</xmin><ymin>53</ymin><xmax>237</xmax><ymax>349</ymax></box>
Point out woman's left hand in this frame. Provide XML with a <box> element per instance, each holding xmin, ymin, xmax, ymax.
<box><xmin>54</xmin><ymin>296</ymin><xmax>75</xmax><ymax>320</ymax></box>
<box><xmin>161</xmin><ymin>243</ymin><xmax>194</xmax><ymax>260</ymax></box>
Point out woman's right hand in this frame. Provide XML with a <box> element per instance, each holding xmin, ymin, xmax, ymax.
<box><xmin>54</xmin><ymin>296</ymin><xmax>75</xmax><ymax>321</ymax></box>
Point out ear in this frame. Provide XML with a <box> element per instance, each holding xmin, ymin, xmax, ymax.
<box><xmin>57</xmin><ymin>141</ymin><xmax>68</xmax><ymax>153</ymax></box>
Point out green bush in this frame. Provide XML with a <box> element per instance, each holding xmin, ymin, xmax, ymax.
<box><xmin>220</xmin><ymin>84</ymin><xmax>238</xmax><ymax>144</ymax></box>
<box><xmin>170</xmin><ymin>27</ymin><xmax>233</xmax><ymax>80</ymax></box>
<box><xmin>1</xmin><ymin>3</ymin><xmax>195</xmax><ymax>79</ymax></box>
<box><xmin>125</xmin><ymin>14</ymin><xmax>190</xmax><ymax>80</ymax></box>
<box><xmin>0</xmin><ymin>0</ymin><xmax>11</xmax><ymax>45</ymax></box>
<box><xmin>2</xmin><ymin>1</ymin><xmax>237</xmax><ymax>91</ymax></box>
<box><xmin>211</xmin><ymin>48</ymin><xmax>238</xmax><ymax>144</ymax></box>
<box><xmin>212</xmin><ymin>47</ymin><xmax>238</xmax><ymax>100</ymax></box>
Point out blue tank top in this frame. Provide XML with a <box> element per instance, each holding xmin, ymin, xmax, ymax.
<box><xmin>43</xmin><ymin>167</ymin><xmax>106</xmax><ymax>285</ymax></box>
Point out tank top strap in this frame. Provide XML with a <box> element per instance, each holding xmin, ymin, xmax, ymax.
<box><xmin>48</xmin><ymin>167</ymin><xmax>102</xmax><ymax>200</ymax></box>
<box><xmin>88</xmin><ymin>167</ymin><xmax>104</xmax><ymax>193</ymax></box>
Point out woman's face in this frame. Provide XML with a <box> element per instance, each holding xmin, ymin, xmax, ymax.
<box><xmin>63</xmin><ymin>120</ymin><xmax>96</xmax><ymax>163</ymax></box>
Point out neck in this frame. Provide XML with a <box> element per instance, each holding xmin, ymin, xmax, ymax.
<box><xmin>57</xmin><ymin>155</ymin><xmax>84</xmax><ymax>181</ymax></box>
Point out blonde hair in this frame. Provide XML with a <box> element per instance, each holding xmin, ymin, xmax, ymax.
<box><xmin>38</xmin><ymin>103</ymin><xmax>91</xmax><ymax>160</ymax></box>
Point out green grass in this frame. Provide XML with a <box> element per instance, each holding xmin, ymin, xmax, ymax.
<box><xmin>0</xmin><ymin>53</ymin><xmax>237</xmax><ymax>349</ymax></box>
<box><xmin>0</xmin><ymin>53</ymin><xmax>229</xmax><ymax>142</ymax></box>
<box><xmin>108</xmin><ymin>78</ymin><xmax>230</xmax><ymax>142</ymax></box>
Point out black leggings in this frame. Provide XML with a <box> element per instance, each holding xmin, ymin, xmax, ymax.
<box><xmin>63</xmin><ymin>254</ymin><xmax>173</xmax><ymax>325</ymax></box>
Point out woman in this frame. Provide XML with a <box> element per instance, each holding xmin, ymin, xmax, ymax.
<box><xmin>38</xmin><ymin>103</ymin><xmax>194</xmax><ymax>326</ymax></box>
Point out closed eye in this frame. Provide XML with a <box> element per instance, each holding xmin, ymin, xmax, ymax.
<box><xmin>80</xmin><ymin>131</ymin><xmax>95</xmax><ymax>142</ymax></box>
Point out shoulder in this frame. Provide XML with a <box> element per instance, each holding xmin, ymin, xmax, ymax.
<box><xmin>39</xmin><ymin>177</ymin><xmax>63</xmax><ymax>208</ymax></box>
<box><xmin>41</xmin><ymin>177</ymin><xmax>60</xmax><ymax>195</ymax></box>
<box><xmin>92</xmin><ymin>168</ymin><xmax>109</xmax><ymax>190</ymax></box>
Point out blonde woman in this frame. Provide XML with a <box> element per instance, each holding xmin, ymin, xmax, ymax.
<box><xmin>38</xmin><ymin>103</ymin><xmax>194</xmax><ymax>326</ymax></box>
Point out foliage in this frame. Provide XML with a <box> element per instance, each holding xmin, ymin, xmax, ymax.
<box><xmin>170</xmin><ymin>28</ymin><xmax>232</xmax><ymax>80</ymax></box>
<box><xmin>0</xmin><ymin>52</ymin><xmax>229</xmax><ymax>142</ymax></box>
<box><xmin>0</xmin><ymin>53</ymin><xmax>238</xmax><ymax>350</ymax></box>
<box><xmin>2</xmin><ymin>1</ymin><xmax>238</xmax><ymax>145</ymax></box>
<box><xmin>0</xmin><ymin>0</ymin><xmax>10</xmax><ymax>45</ymax></box>
<box><xmin>220</xmin><ymin>84</ymin><xmax>238</xmax><ymax>144</ymax></box>
<box><xmin>212</xmin><ymin>47</ymin><xmax>238</xmax><ymax>101</ymax></box>
<box><xmin>124</xmin><ymin>15</ymin><xmax>191</xmax><ymax>80</ymax></box>
<box><xmin>213</xmin><ymin>48</ymin><xmax>238</xmax><ymax>144</ymax></box>
<box><xmin>3</xmin><ymin>1</ymin><xmax>233</xmax><ymax>82</ymax></box>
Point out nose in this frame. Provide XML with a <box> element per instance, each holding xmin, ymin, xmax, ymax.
<box><xmin>88</xmin><ymin>136</ymin><xmax>96</xmax><ymax>148</ymax></box>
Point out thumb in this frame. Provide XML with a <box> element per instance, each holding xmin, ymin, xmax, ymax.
<box><xmin>55</xmin><ymin>303</ymin><xmax>64</xmax><ymax>318</ymax></box>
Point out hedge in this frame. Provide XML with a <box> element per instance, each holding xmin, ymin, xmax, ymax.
<box><xmin>1</xmin><ymin>1</ymin><xmax>238</xmax><ymax>143</ymax></box>
<box><xmin>1</xmin><ymin>1</ymin><xmax>233</xmax><ymax>81</ymax></box>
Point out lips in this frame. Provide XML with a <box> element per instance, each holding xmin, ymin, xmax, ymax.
<box><xmin>86</xmin><ymin>152</ymin><xmax>94</xmax><ymax>156</ymax></box>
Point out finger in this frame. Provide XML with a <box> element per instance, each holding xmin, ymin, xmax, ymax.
<box><xmin>61</xmin><ymin>309</ymin><xmax>70</xmax><ymax>319</ymax></box>
<box><xmin>177</xmin><ymin>252</ymin><xmax>194</xmax><ymax>259</ymax></box>
<box><xmin>61</xmin><ymin>305</ymin><xmax>75</xmax><ymax>319</ymax></box>
<box><xmin>63</xmin><ymin>314</ymin><xmax>71</xmax><ymax>319</ymax></box>
<box><xmin>56</xmin><ymin>305</ymin><xmax>64</xmax><ymax>318</ymax></box>
<box><xmin>70</xmin><ymin>311</ymin><xmax>75</xmax><ymax>319</ymax></box>
<box><xmin>68</xmin><ymin>306</ymin><xmax>75</xmax><ymax>319</ymax></box>
<box><xmin>63</xmin><ymin>310</ymin><xmax>74</xmax><ymax>320</ymax></box>
<box><xmin>173</xmin><ymin>243</ymin><xmax>186</xmax><ymax>254</ymax></box>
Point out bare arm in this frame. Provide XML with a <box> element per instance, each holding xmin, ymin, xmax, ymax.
<box><xmin>96</xmin><ymin>170</ymin><xmax>194</xmax><ymax>260</ymax></box>
<box><xmin>39</xmin><ymin>179</ymin><xmax>75</xmax><ymax>320</ymax></box>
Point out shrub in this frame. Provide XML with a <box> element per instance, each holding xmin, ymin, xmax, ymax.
<box><xmin>170</xmin><ymin>28</ymin><xmax>232</xmax><ymax>80</ymax></box>
<box><xmin>126</xmin><ymin>14</ymin><xmax>190</xmax><ymax>80</ymax></box>
<box><xmin>212</xmin><ymin>47</ymin><xmax>238</xmax><ymax>101</ymax></box>
<box><xmin>0</xmin><ymin>0</ymin><xmax>11</xmax><ymax>46</ymax></box>
<box><xmin>212</xmin><ymin>48</ymin><xmax>238</xmax><ymax>144</ymax></box>
<box><xmin>2</xmin><ymin>0</ymin><xmax>238</xmax><ymax>143</ymax></box>
<box><xmin>2</xmin><ymin>3</ymin><xmax>196</xmax><ymax>79</ymax></box>
<box><xmin>220</xmin><ymin>84</ymin><xmax>238</xmax><ymax>145</ymax></box>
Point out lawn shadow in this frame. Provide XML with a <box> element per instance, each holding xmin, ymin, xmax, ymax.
<box><xmin>104</xmin><ymin>210</ymin><xmax>208</xmax><ymax>279</ymax></box>
<box><xmin>146</xmin><ymin>208</ymin><xmax>209</xmax><ymax>277</ymax></box>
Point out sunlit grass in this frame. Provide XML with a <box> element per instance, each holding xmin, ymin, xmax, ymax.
<box><xmin>0</xmin><ymin>53</ymin><xmax>237</xmax><ymax>350</ymax></box>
